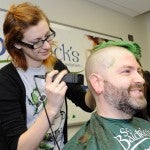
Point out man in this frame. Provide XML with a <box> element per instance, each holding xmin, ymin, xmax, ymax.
<box><xmin>63</xmin><ymin>41</ymin><xmax>150</xmax><ymax>150</ymax></box>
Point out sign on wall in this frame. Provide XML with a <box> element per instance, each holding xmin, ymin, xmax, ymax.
<box><xmin>0</xmin><ymin>9</ymin><xmax>10</xmax><ymax>68</ymax></box>
<box><xmin>0</xmin><ymin>9</ymin><xmax>122</xmax><ymax>125</ymax></box>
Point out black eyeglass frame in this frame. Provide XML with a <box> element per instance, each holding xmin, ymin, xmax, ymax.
<box><xmin>19</xmin><ymin>28</ymin><xmax>56</xmax><ymax>49</ymax></box>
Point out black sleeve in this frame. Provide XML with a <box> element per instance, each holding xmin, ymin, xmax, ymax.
<box><xmin>0</xmin><ymin>65</ymin><xmax>27</xmax><ymax>150</ymax></box>
<box><xmin>53</xmin><ymin>59</ymin><xmax>69</xmax><ymax>72</ymax></box>
<box><xmin>54</xmin><ymin>59</ymin><xmax>92</xmax><ymax>112</ymax></box>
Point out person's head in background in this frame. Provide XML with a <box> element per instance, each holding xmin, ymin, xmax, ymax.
<box><xmin>143</xmin><ymin>70</ymin><xmax>150</xmax><ymax>117</ymax></box>
<box><xmin>138</xmin><ymin>70</ymin><xmax>150</xmax><ymax>121</ymax></box>
<box><xmin>85</xmin><ymin>41</ymin><xmax>147</xmax><ymax>119</ymax></box>
<box><xmin>3</xmin><ymin>2</ymin><xmax>56</xmax><ymax>71</ymax></box>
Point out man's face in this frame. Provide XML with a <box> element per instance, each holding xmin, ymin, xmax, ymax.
<box><xmin>103</xmin><ymin>51</ymin><xmax>146</xmax><ymax>115</ymax></box>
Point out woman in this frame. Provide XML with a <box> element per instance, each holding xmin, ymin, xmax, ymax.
<box><xmin>0</xmin><ymin>2</ymin><xmax>94</xmax><ymax>150</ymax></box>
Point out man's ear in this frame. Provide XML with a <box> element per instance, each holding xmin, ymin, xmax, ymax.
<box><xmin>89</xmin><ymin>73</ymin><xmax>103</xmax><ymax>94</ymax></box>
<box><xmin>14</xmin><ymin>43</ymin><xmax>21</xmax><ymax>49</ymax></box>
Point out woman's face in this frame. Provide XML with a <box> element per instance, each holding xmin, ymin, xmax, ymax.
<box><xmin>19</xmin><ymin>20</ymin><xmax>53</xmax><ymax>67</ymax></box>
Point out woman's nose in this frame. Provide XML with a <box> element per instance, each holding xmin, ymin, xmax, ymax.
<box><xmin>42</xmin><ymin>41</ymin><xmax>51</xmax><ymax>49</ymax></box>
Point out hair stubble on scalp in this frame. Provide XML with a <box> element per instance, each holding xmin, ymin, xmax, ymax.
<box><xmin>85</xmin><ymin>46</ymin><xmax>118</xmax><ymax>92</ymax></box>
<box><xmin>85</xmin><ymin>46</ymin><xmax>141</xmax><ymax>98</ymax></box>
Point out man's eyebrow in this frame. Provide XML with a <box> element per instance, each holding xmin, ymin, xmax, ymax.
<box><xmin>117</xmin><ymin>66</ymin><xmax>134</xmax><ymax>72</ymax></box>
<box><xmin>119</xmin><ymin>65</ymin><xmax>133</xmax><ymax>69</ymax></box>
<box><xmin>119</xmin><ymin>65</ymin><xmax>142</xmax><ymax>71</ymax></box>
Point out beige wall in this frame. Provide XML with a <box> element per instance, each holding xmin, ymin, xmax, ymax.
<box><xmin>1</xmin><ymin>0</ymin><xmax>150</xmax><ymax>69</ymax></box>
<box><xmin>1</xmin><ymin>0</ymin><xmax>150</xmax><ymax>140</ymax></box>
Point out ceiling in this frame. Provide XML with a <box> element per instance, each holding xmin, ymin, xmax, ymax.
<box><xmin>87</xmin><ymin>0</ymin><xmax>150</xmax><ymax>17</ymax></box>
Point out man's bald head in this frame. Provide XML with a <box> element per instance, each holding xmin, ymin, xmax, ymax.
<box><xmin>85</xmin><ymin>46</ymin><xmax>137</xmax><ymax>83</ymax></box>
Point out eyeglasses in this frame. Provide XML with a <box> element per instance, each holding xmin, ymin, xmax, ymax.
<box><xmin>19</xmin><ymin>28</ymin><xmax>56</xmax><ymax>49</ymax></box>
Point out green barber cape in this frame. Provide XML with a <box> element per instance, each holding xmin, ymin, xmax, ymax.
<box><xmin>63</xmin><ymin>113</ymin><xmax>150</xmax><ymax>150</ymax></box>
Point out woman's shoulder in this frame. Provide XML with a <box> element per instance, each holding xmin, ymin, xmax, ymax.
<box><xmin>54</xmin><ymin>59</ymin><xmax>69</xmax><ymax>72</ymax></box>
<box><xmin>0</xmin><ymin>63</ymin><xmax>22</xmax><ymax>83</ymax></box>
<box><xmin>0</xmin><ymin>63</ymin><xmax>17</xmax><ymax>76</ymax></box>
<box><xmin>0</xmin><ymin>63</ymin><xmax>15</xmax><ymax>72</ymax></box>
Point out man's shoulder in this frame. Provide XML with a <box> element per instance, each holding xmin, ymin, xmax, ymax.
<box><xmin>133</xmin><ymin>117</ymin><xmax>150</xmax><ymax>126</ymax></box>
<box><xmin>63</xmin><ymin>121</ymin><xmax>91</xmax><ymax>150</ymax></box>
<box><xmin>133</xmin><ymin>116</ymin><xmax>150</xmax><ymax>121</ymax></box>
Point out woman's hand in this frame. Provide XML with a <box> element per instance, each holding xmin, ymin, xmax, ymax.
<box><xmin>45</xmin><ymin>70</ymin><xmax>68</xmax><ymax>116</ymax></box>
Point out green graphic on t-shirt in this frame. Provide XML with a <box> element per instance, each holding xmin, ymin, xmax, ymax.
<box><xmin>39</xmin><ymin>141</ymin><xmax>53</xmax><ymax>150</ymax></box>
<box><xmin>28</xmin><ymin>88</ymin><xmax>46</xmax><ymax>115</ymax></box>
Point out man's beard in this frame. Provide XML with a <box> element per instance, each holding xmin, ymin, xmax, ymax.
<box><xmin>103</xmin><ymin>81</ymin><xmax>147</xmax><ymax>115</ymax></box>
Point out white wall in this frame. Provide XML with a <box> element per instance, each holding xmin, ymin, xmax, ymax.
<box><xmin>1</xmin><ymin>0</ymin><xmax>150</xmax><ymax>139</ymax></box>
<box><xmin>1</xmin><ymin>0</ymin><xmax>150</xmax><ymax>70</ymax></box>
<box><xmin>144</xmin><ymin>12</ymin><xmax>150</xmax><ymax>62</ymax></box>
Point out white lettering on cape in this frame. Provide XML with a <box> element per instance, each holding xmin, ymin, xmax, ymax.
<box><xmin>114</xmin><ymin>128</ymin><xmax>150</xmax><ymax>150</ymax></box>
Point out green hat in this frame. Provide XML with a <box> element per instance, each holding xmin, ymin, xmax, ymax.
<box><xmin>91</xmin><ymin>40</ymin><xmax>141</xmax><ymax>60</ymax></box>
